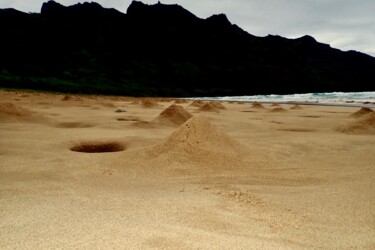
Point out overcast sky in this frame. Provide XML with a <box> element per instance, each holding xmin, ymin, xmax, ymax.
<box><xmin>2</xmin><ymin>0</ymin><xmax>374</xmax><ymax>57</ymax></box>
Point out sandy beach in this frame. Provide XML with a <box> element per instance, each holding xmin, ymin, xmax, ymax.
<box><xmin>0</xmin><ymin>89</ymin><xmax>374</xmax><ymax>249</ymax></box>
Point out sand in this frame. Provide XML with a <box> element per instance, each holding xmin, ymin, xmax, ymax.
<box><xmin>338</xmin><ymin>112</ymin><xmax>375</xmax><ymax>134</ymax></box>
<box><xmin>269</xmin><ymin>107</ymin><xmax>288</xmax><ymax>113</ymax></box>
<box><xmin>0</xmin><ymin>90</ymin><xmax>375</xmax><ymax>249</ymax></box>
<box><xmin>251</xmin><ymin>102</ymin><xmax>265</xmax><ymax>109</ymax></box>
<box><xmin>189</xmin><ymin>100</ymin><xmax>205</xmax><ymax>107</ymax></box>
<box><xmin>152</xmin><ymin>104</ymin><xmax>193</xmax><ymax>126</ymax></box>
<box><xmin>198</xmin><ymin>102</ymin><xmax>220</xmax><ymax>112</ymax></box>
<box><xmin>350</xmin><ymin>107</ymin><xmax>373</xmax><ymax>118</ymax></box>
<box><xmin>209</xmin><ymin>101</ymin><xmax>226</xmax><ymax>109</ymax></box>
<box><xmin>290</xmin><ymin>104</ymin><xmax>303</xmax><ymax>110</ymax></box>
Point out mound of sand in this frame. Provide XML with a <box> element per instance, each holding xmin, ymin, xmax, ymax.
<box><xmin>0</xmin><ymin>103</ymin><xmax>32</xmax><ymax>116</ymax></box>
<box><xmin>61</xmin><ymin>95</ymin><xmax>82</xmax><ymax>102</ymax></box>
<box><xmin>153</xmin><ymin>105</ymin><xmax>193</xmax><ymax>126</ymax></box>
<box><xmin>0</xmin><ymin>102</ymin><xmax>45</xmax><ymax>122</ymax></box>
<box><xmin>269</xmin><ymin>107</ymin><xmax>288</xmax><ymax>113</ymax></box>
<box><xmin>251</xmin><ymin>102</ymin><xmax>265</xmax><ymax>109</ymax></box>
<box><xmin>198</xmin><ymin>103</ymin><xmax>219</xmax><ymax>112</ymax></box>
<box><xmin>122</xmin><ymin>116</ymin><xmax>248</xmax><ymax>173</ymax></box>
<box><xmin>189</xmin><ymin>100</ymin><xmax>205</xmax><ymax>107</ymax></box>
<box><xmin>141</xmin><ymin>99</ymin><xmax>159</xmax><ymax>108</ymax></box>
<box><xmin>338</xmin><ymin>113</ymin><xmax>375</xmax><ymax>134</ymax></box>
<box><xmin>152</xmin><ymin>116</ymin><xmax>247</xmax><ymax>157</ymax></box>
<box><xmin>290</xmin><ymin>104</ymin><xmax>303</xmax><ymax>110</ymax></box>
<box><xmin>209</xmin><ymin>101</ymin><xmax>226</xmax><ymax>109</ymax></box>
<box><xmin>350</xmin><ymin>107</ymin><xmax>373</xmax><ymax>118</ymax></box>
<box><xmin>61</xmin><ymin>95</ymin><xmax>72</xmax><ymax>101</ymax></box>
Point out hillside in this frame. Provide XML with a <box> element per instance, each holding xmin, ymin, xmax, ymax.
<box><xmin>0</xmin><ymin>1</ymin><xmax>374</xmax><ymax>96</ymax></box>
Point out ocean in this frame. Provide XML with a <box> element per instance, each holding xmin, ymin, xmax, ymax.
<box><xmin>198</xmin><ymin>91</ymin><xmax>375</xmax><ymax>107</ymax></box>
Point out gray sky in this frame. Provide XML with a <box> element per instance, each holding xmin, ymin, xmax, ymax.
<box><xmin>2</xmin><ymin>0</ymin><xmax>375</xmax><ymax>57</ymax></box>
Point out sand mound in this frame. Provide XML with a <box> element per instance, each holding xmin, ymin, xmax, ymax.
<box><xmin>290</xmin><ymin>104</ymin><xmax>303</xmax><ymax>110</ymax></box>
<box><xmin>152</xmin><ymin>116</ymin><xmax>247</xmax><ymax>157</ymax></box>
<box><xmin>61</xmin><ymin>95</ymin><xmax>72</xmax><ymax>101</ymax></box>
<box><xmin>209</xmin><ymin>101</ymin><xmax>226</xmax><ymax>109</ymax></box>
<box><xmin>338</xmin><ymin>113</ymin><xmax>375</xmax><ymax>134</ymax></box>
<box><xmin>251</xmin><ymin>102</ymin><xmax>265</xmax><ymax>109</ymax></box>
<box><xmin>189</xmin><ymin>100</ymin><xmax>205</xmax><ymax>107</ymax></box>
<box><xmin>153</xmin><ymin>105</ymin><xmax>193</xmax><ymax>126</ymax></box>
<box><xmin>198</xmin><ymin>103</ymin><xmax>219</xmax><ymax>112</ymax></box>
<box><xmin>0</xmin><ymin>102</ymin><xmax>33</xmax><ymax>117</ymax></box>
<box><xmin>141</xmin><ymin>99</ymin><xmax>159</xmax><ymax>108</ymax></box>
<box><xmin>0</xmin><ymin>102</ymin><xmax>45</xmax><ymax>122</ymax></box>
<box><xmin>61</xmin><ymin>95</ymin><xmax>82</xmax><ymax>102</ymax></box>
<box><xmin>350</xmin><ymin>107</ymin><xmax>373</xmax><ymax>118</ymax></box>
<box><xmin>120</xmin><ymin>116</ymin><xmax>248</xmax><ymax>172</ymax></box>
<box><xmin>269</xmin><ymin>107</ymin><xmax>288</xmax><ymax>113</ymax></box>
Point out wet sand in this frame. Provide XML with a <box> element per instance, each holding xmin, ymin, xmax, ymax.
<box><xmin>0</xmin><ymin>90</ymin><xmax>374</xmax><ymax>249</ymax></box>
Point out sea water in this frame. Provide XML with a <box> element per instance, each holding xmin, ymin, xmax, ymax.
<box><xmin>198</xmin><ymin>91</ymin><xmax>375</xmax><ymax>106</ymax></box>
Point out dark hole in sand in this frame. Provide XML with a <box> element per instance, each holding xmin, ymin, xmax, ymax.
<box><xmin>70</xmin><ymin>142</ymin><xmax>125</xmax><ymax>153</ymax></box>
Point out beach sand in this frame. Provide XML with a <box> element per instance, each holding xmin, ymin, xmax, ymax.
<box><xmin>0</xmin><ymin>90</ymin><xmax>374</xmax><ymax>249</ymax></box>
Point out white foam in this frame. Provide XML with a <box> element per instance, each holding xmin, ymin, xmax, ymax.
<box><xmin>197</xmin><ymin>91</ymin><xmax>375</xmax><ymax>106</ymax></box>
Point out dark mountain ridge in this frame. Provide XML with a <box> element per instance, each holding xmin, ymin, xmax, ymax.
<box><xmin>0</xmin><ymin>1</ymin><xmax>374</xmax><ymax>96</ymax></box>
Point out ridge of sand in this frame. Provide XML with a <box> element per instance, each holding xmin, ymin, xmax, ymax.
<box><xmin>350</xmin><ymin>107</ymin><xmax>373</xmax><ymax>118</ymax></box>
<box><xmin>152</xmin><ymin>104</ymin><xmax>193</xmax><ymax>126</ymax></box>
<box><xmin>338</xmin><ymin>112</ymin><xmax>375</xmax><ymax>134</ymax></box>
<box><xmin>198</xmin><ymin>103</ymin><xmax>220</xmax><ymax>112</ymax></box>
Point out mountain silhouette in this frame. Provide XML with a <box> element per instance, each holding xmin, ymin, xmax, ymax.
<box><xmin>0</xmin><ymin>1</ymin><xmax>374</xmax><ymax>96</ymax></box>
